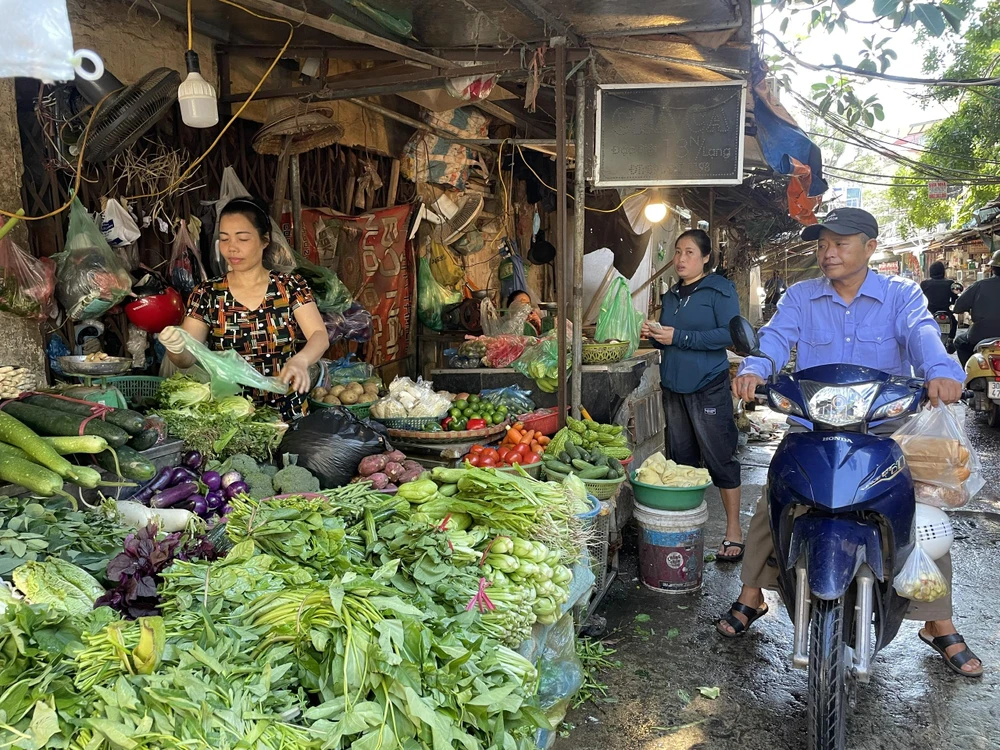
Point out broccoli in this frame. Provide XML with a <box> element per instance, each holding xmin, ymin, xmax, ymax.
<box><xmin>272</xmin><ymin>465</ymin><xmax>320</xmax><ymax>495</ymax></box>
<box><xmin>227</xmin><ymin>454</ymin><xmax>259</xmax><ymax>476</ymax></box>
<box><xmin>244</xmin><ymin>470</ymin><xmax>275</xmax><ymax>501</ymax></box>
<box><xmin>260</xmin><ymin>464</ymin><xmax>279</xmax><ymax>478</ymax></box>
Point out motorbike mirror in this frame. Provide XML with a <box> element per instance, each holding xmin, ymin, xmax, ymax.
<box><xmin>729</xmin><ymin>316</ymin><xmax>762</xmax><ymax>357</ymax></box>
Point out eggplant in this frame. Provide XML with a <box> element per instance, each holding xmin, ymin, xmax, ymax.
<box><xmin>201</xmin><ymin>471</ymin><xmax>222</xmax><ymax>492</ymax></box>
<box><xmin>205</xmin><ymin>490</ymin><xmax>225</xmax><ymax>511</ymax></box>
<box><xmin>224</xmin><ymin>480</ymin><xmax>248</xmax><ymax>499</ymax></box>
<box><xmin>192</xmin><ymin>496</ymin><xmax>208</xmax><ymax>516</ymax></box>
<box><xmin>220</xmin><ymin>504</ymin><xmax>232</xmax><ymax>516</ymax></box>
<box><xmin>183</xmin><ymin>450</ymin><xmax>203</xmax><ymax>470</ymax></box>
<box><xmin>221</xmin><ymin>470</ymin><xmax>243</xmax><ymax>489</ymax></box>
<box><xmin>171</xmin><ymin>466</ymin><xmax>198</xmax><ymax>485</ymax></box>
<box><xmin>133</xmin><ymin>467</ymin><xmax>175</xmax><ymax>505</ymax></box>
<box><xmin>151</xmin><ymin>482</ymin><xmax>198</xmax><ymax>509</ymax></box>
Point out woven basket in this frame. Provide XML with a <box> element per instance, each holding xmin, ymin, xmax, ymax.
<box><xmin>252</xmin><ymin>103</ymin><xmax>344</xmax><ymax>155</ymax></box>
<box><xmin>542</xmin><ymin>466</ymin><xmax>626</xmax><ymax>500</ymax></box>
<box><xmin>581</xmin><ymin>341</ymin><xmax>629</xmax><ymax>365</ymax></box>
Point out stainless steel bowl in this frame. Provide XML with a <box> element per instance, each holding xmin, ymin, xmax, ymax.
<box><xmin>57</xmin><ymin>355</ymin><xmax>134</xmax><ymax>376</ymax></box>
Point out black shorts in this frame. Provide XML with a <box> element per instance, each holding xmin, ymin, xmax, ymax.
<box><xmin>662</xmin><ymin>373</ymin><xmax>741</xmax><ymax>490</ymax></box>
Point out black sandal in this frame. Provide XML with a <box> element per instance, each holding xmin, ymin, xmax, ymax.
<box><xmin>717</xmin><ymin>541</ymin><xmax>745</xmax><ymax>563</ymax></box>
<box><xmin>716</xmin><ymin>601</ymin><xmax>768</xmax><ymax>639</ymax></box>
<box><xmin>919</xmin><ymin>631</ymin><xmax>984</xmax><ymax>678</ymax></box>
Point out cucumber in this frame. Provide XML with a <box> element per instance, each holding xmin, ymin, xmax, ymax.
<box><xmin>127</xmin><ymin>429</ymin><xmax>159</xmax><ymax>452</ymax></box>
<box><xmin>608</xmin><ymin>457</ymin><xmax>624</xmax><ymax>478</ymax></box>
<box><xmin>544</xmin><ymin>459</ymin><xmax>574</xmax><ymax>473</ymax></box>
<box><xmin>565</xmin><ymin>443</ymin><xmax>582</xmax><ymax>461</ymax></box>
<box><xmin>23</xmin><ymin>394</ymin><xmax>145</xmax><ymax>435</ymax></box>
<box><xmin>44</xmin><ymin>435</ymin><xmax>110</xmax><ymax>455</ymax></box>
<box><xmin>558</xmin><ymin>452</ymin><xmax>572</xmax><ymax>464</ymax></box>
<box><xmin>0</xmin><ymin>443</ymin><xmax>66</xmax><ymax>497</ymax></box>
<box><xmin>579</xmin><ymin>466</ymin><xmax>610</xmax><ymax>480</ymax></box>
<box><xmin>571</xmin><ymin>458</ymin><xmax>596</xmax><ymax>472</ymax></box>
<box><xmin>0</xmin><ymin>410</ymin><xmax>78</xmax><ymax>480</ymax></box>
<box><xmin>95</xmin><ymin>446</ymin><xmax>156</xmax><ymax>481</ymax></box>
<box><xmin>1</xmin><ymin>401</ymin><xmax>129</xmax><ymax>448</ymax></box>
<box><xmin>594</xmin><ymin>453</ymin><xmax>609</xmax><ymax>467</ymax></box>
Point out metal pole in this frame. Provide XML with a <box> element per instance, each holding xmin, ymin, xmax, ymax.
<box><xmin>290</xmin><ymin>153</ymin><xmax>303</xmax><ymax>256</ymax></box>
<box><xmin>571</xmin><ymin>70</ymin><xmax>586</xmax><ymax>420</ymax></box>
<box><xmin>554</xmin><ymin>38</ymin><xmax>569</xmax><ymax>429</ymax></box>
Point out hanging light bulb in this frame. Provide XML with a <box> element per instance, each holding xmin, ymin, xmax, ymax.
<box><xmin>643</xmin><ymin>189</ymin><xmax>668</xmax><ymax>224</ymax></box>
<box><xmin>178</xmin><ymin>49</ymin><xmax>219</xmax><ymax>128</ymax></box>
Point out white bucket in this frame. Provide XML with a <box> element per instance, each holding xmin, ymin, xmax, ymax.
<box><xmin>634</xmin><ymin>501</ymin><xmax>710</xmax><ymax>594</ymax></box>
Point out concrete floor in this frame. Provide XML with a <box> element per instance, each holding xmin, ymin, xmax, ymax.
<box><xmin>558</xmin><ymin>411</ymin><xmax>1000</xmax><ymax>750</ymax></box>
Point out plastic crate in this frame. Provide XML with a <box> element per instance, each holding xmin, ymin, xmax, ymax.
<box><xmin>106</xmin><ymin>376</ymin><xmax>164</xmax><ymax>408</ymax></box>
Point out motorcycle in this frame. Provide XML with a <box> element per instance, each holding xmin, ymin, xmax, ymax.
<box><xmin>729</xmin><ymin>316</ymin><xmax>958</xmax><ymax>750</ymax></box>
<box><xmin>964</xmin><ymin>338</ymin><xmax>1000</xmax><ymax>428</ymax></box>
<box><xmin>932</xmin><ymin>311</ymin><xmax>955</xmax><ymax>353</ymax></box>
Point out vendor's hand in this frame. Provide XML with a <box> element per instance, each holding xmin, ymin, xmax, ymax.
<box><xmin>279</xmin><ymin>355</ymin><xmax>311</xmax><ymax>394</ymax></box>
<box><xmin>158</xmin><ymin>326</ymin><xmax>186</xmax><ymax>354</ymax></box>
<box><xmin>733</xmin><ymin>373</ymin><xmax>766</xmax><ymax>403</ymax></box>
<box><xmin>927</xmin><ymin>377</ymin><xmax>963</xmax><ymax>407</ymax></box>
<box><xmin>527</xmin><ymin>310</ymin><xmax>542</xmax><ymax>329</ymax></box>
<box><xmin>648</xmin><ymin>326</ymin><xmax>674</xmax><ymax>346</ymax></box>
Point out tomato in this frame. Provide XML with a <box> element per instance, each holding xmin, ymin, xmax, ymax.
<box><xmin>483</xmin><ymin>448</ymin><xmax>500</xmax><ymax>463</ymax></box>
<box><xmin>470</xmin><ymin>444</ymin><xmax>485</xmax><ymax>455</ymax></box>
<box><xmin>498</xmin><ymin>447</ymin><xmax>510</xmax><ymax>461</ymax></box>
<box><xmin>480</xmin><ymin>456</ymin><xmax>497</xmax><ymax>467</ymax></box>
<box><xmin>508</xmin><ymin>454</ymin><xmax>523</xmax><ymax>465</ymax></box>
<box><xmin>524</xmin><ymin>452</ymin><xmax>542</xmax><ymax>464</ymax></box>
<box><xmin>467</xmin><ymin>454</ymin><xmax>481</xmax><ymax>467</ymax></box>
<box><xmin>515</xmin><ymin>443</ymin><xmax>529</xmax><ymax>456</ymax></box>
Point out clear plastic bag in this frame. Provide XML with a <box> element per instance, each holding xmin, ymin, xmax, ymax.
<box><xmin>513</xmin><ymin>335</ymin><xmax>565</xmax><ymax>393</ymax></box>
<box><xmin>99</xmin><ymin>198</ymin><xmax>141</xmax><ymax>247</ymax></box>
<box><xmin>172</xmin><ymin>328</ymin><xmax>288</xmax><ymax>398</ymax></box>
<box><xmin>54</xmin><ymin>197</ymin><xmax>133</xmax><ymax>320</ymax></box>
<box><xmin>295</xmin><ymin>253</ymin><xmax>352</xmax><ymax>314</ymax></box>
<box><xmin>481</xmin><ymin>297</ymin><xmax>532</xmax><ymax>337</ymax></box>
<box><xmin>914</xmin><ymin>481</ymin><xmax>969</xmax><ymax>509</ymax></box>
<box><xmin>323</xmin><ymin>302</ymin><xmax>373</xmax><ymax>343</ymax></box>
<box><xmin>168</xmin><ymin>220</ymin><xmax>207</xmax><ymax>297</ymax></box>
<box><xmin>325</xmin><ymin>354</ymin><xmax>375</xmax><ymax>386</ymax></box>
<box><xmin>417</xmin><ymin>257</ymin><xmax>461</xmax><ymax>331</ymax></box>
<box><xmin>480</xmin><ymin>385</ymin><xmax>535</xmax><ymax>414</ymax></box>
<box><xmin>892</xmin><ymin>404</ymin><xmax>983</xmax><ymax>503</ymax></box>
<box><xmin>535</xmin><ymin>613</ymin><xmax>585</xmax><ymax>730</ymax></box>
<box><xmin>595</xmin><ymin>277</ymin><xmax>643</xmax><ymax>355</ymax></box>
<box><xmin>893</xmin><ymin>545</ymin><xmax>949</xmax><ymax>602</ymax></box>
<box><xmin>482</xmin><ymin>334</ymin><xmax>532</xmax><ymax>368</ymax></box>
<box><xmin>0</xmin><ymin>236</ymin><xmax>56</xmax><ymax>320</ymax></box>
<box><xmin>0</xmin><ymin>0</ymin><xmax>75</xmax><ymax>82</ymax></box>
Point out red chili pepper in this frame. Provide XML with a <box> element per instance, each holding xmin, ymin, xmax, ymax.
<box><xmin>442</xmin><ymin>416</ymin><xmax>453</xmax><ymax>429</ymax></box>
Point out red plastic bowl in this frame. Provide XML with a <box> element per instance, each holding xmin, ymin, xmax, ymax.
<box><xmin>125</xmin><ymin>288</ymin><xmax>185</xmax><ymax>333</ymax></box>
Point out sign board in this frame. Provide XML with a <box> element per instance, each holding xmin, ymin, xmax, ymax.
<box><xmin>845</xmin><ymin>187</ymin><xmax>862</xmax><ymax>208</ymax></box>
<box><xmin>875</xmin><ymin>260</ymin><xmax>901</xmax><ymax>276</ymax></box>
<box><xmin>594</xmin><ymin>82</ymin><xmax>747</xmax><ymax>187</ymax></box>
<box><xmin>928</xmin><ymin>181</ymin><xmax>948</xmax><ymax>200</ymax></box>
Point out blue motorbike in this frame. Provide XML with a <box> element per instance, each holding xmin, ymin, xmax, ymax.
<box><xmin>730</xmin><ymin>317</ymin><xmax>935</xmax><ymax>750</ymax></box>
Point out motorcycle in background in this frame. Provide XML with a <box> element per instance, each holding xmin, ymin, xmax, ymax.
<box><xmin>965</xmin><ymin>338</ymin><xmax>1000</xmax><ymax>428</ymax></box>
<box><xmin>932</xmin><ymin>281</ymin><xmax>964</xmax><ymax>354</ymax></box>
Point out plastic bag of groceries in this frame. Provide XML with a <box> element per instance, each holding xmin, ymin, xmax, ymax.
<box><xmin>53</xmin><ymin>197</ymin><xmax>133</xmax><ymax>320</ymax></box>
<box><xmin>595</xmin><ymin>276</ymin><xmax>643</xmax><ymax>355</ymax></box>
<box><xmin>0</xmin><ymin>236</ymin><xmax>56</xmax><ymax>320</ymax></box>
<box><xmin>892</xmin><ymin>404</ymin><xmax>983</xmax><ymax>507</ymax></box>
<box><xmin>168</xmin><ymin>220</ymin><xmax>207</xmax><ymax>297</ymax></box>
<box><xmin>893</xmin><ymin>545</ymin><xmax>948</xmax><ymax>602</ymax></box>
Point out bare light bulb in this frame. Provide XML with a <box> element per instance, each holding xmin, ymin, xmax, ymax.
<box><xmin>643</xmin><ymin>200</ymin><xmax>668</xmax><ymax>224</ymax></box>
<box><xmin>178</xmin><ymin>50</ymin><xmax>219</xmax><ymax>128</ymax></box>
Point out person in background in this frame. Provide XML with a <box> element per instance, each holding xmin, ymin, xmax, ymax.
<box><xmin>920</xmin><ymin>261</ymin><xmax>959</xmax><ymax>341</ymax></box>
<box><xmin>641</xmin><ymin>229</ymin><xmax>744</xmax><ymax>562</ymax></box>
<box><xmin>159</xmin><ymin>197</ymin><xmax>329</xmax><ymax>420</ymax></box>
<box><xmin>953</xmin><ymin>250</ymin><xmax>1000</xmax><ymax>367</ymax></box>
<box><xmin>507</xmin><ymin>289</ymin><xmax>543</xmax><ymax>335</ymax></box>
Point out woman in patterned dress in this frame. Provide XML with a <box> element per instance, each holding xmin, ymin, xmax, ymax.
<box><xmin>160</xmin><ymin>197</ymin><xmax>329</xmax><ymax>419</ymax></box>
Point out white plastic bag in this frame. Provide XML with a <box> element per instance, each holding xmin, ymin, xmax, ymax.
<box><xmin>0</xmin><ymin>0</ymin><xmax>75</xmax><ymax>82</ymax></box>
<box><xmin>211</xmin><ymin>167</ymin><xmax>294</xmax><ymax>275</ymax></box>
<box><xmin>893</xmin><ymin>546</ymin><xmax>949</xmax><ymax>602</ymax></box>
<box><xmin>892</xmin><ymin>404</ymin><xmax>984</xmax><ymax>505</ymax></box>
<box><xmin>100</xmin><ymin>199</ymin><xmax>141</xmax><ymax>247</ymax></box>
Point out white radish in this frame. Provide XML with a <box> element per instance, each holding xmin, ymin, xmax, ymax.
<box><xmin>116</xmin><ymin>501</ymin><xmax>194</xmax><ymax>533</ymax></box>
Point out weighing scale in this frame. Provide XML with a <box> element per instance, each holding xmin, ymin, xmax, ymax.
<box><xmin>57</xmin><ymin>355</ymin><xmax>134</xmax><ymax>409</ymax></box>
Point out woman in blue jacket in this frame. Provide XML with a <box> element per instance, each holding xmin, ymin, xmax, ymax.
<box><xmin>641</xmin><ymin>230</ymin><xmax>744</xmax><ymax>562</ymax></box>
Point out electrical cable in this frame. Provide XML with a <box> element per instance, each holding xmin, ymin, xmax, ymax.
<box><xmin>806</xmin><ymin>130</ymin><xmax>1000</xmax><ymax>169</ymax></box>
<box><xmin>187</xmin><ymin>0</ymin><xmax>194</xmax><ymax>51</ymax></box>
<box><xmin>514</xmin><ymin>144</ymin><xmax>647</xmax><ymax>213</ymax></box>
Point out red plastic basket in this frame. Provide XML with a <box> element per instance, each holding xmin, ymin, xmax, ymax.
<box><xmin>516</xmin><ymin>407</ymin><xmax>561</xmax><ymax>436</ymax></box>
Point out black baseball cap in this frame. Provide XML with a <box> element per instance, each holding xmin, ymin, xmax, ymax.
<box><xmin>801</xmin><ymin>208</ymin><xmax>879</xmax><ymax>241</ymax></box>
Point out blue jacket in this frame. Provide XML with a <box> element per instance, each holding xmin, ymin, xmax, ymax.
<box><xmin>651</xmin><ymin>273</ymin><xmax>739</xmax><ymax>394</ymax></box>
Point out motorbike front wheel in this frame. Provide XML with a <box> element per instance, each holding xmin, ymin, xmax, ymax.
<box><xmin>807</xmin><ymin>597</ymin><xmax>850</xmax><ymax>750</ymax></box>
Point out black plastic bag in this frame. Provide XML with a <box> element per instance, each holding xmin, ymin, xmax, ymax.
<box><xmin>278</xmin><ymin>407</ymin><xmax>390</xmax><ymax>488</ymax></box>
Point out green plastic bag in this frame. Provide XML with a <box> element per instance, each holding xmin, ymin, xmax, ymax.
<box><xmin>513</xmin><ymin>335</ymin><xmax>567</xmax><ymax>393</ymax></box>
<box><xmin>294</xmin><ymin>253</ymin><xmax>352</xmax><ymax>314</ymax></box>
<box><xmin>417</xmin><ymin>257</ymin><xmax>461</xmax><ymax>331</ymax></box>
<box><xmin>595</xmin><ymin>277</ymin><xmax>642</xmax><ymax>356</ymax></box>
<box><xmin>175</xmin><ymin>328</ymin><xmax>288</xmax><ymax>399</ymax></box>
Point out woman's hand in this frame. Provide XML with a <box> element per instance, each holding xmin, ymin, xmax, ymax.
<box><xmin>648</xmin><ymin>326</ymin><xmax>675</xmax><ymax>346</ymax></box>
<box><xmin>279</xmin><ymin>354</ymin><xmax>312</xmax><ymax>394</ymax></box>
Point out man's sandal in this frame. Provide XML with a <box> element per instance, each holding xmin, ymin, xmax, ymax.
<box><xmin>717</xmin><ymin>541</ymin><xmax>745</xmax><ymax>563</ymax></box>
<box><xmin>716</xmin><ymin>602</ymin><xmax>768</xmax><ymax>639</ymax></box>
<box><xmin>919</xmin><ymin>631</ymin><xmax>984</xmax><ymax>678</ymax></box>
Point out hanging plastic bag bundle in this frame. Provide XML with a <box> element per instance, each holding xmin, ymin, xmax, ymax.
<box><xmin>417</xmin><ymin>256</ymin><xmax>461</xmax><ymax>331</ymax></box>
<box><xmin>295</xmin><ymin>253</ymin><xmax>352</xmax><ymax>314</ymax></box>
<box><xmin>168</xmin><ymin>220</ymin><xmax>207</xmax><ymax>297</ymax></box>
<box><xmin>893</xmin><ymin>545</ymin><xmax>949</xmax><ymax>602</ymax></box>
<box><xmin>427</xmin><ymin>239</ymin><xmax>465</xmax><ymax>291</ymax></box>
<box><xmin>0</xmin><ymin>236</ymin><xmax>56</xmax><ymax>320</ymax></box>
<box><xmin>167</xmin><ymin>327</ymin><xmax>288</xmax><ymax>399</ymax></box>
<box><xmin>54</xmin><ymin>197</ymin><xmax>133</xmax><ymax>320</ymax></box>
<box><xmin>323</xmin><ymin>302</ymin><xmax>373</xmax><ymax>343</ymax></box>
<box><xmin>892</xmin><ymin>403</ymin><xmax>984</xmax><ymax>508</ymax></box>
<box><xmin>99</xmin><ymin>198</ymin><xmax>141</xmax><ymax>247</ymax></box>
<box><xmin>513</xmin><ymin>335</ymin><xmax>566</xmax><ymax>393</ymax></box>
<box><xmin>595</xmin><ymin>276</ymin><xmax>643</xmax><ymax>355</ymax></box>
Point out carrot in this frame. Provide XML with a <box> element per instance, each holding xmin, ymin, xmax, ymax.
<box><xmin>537</xmin><ymin>435</ymin><xmax>551</xmax><ymax>445</ymax></box>
<box><xmin>507</xmin><ymin>429</ymin><xmax>523</xmax><ymax>444</ymax></box>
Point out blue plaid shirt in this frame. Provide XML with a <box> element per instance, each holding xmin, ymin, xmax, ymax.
<box><xmin>740</xmin><ymin>271</ymin><xmax>965</xmax><ymax>383</ymax></box>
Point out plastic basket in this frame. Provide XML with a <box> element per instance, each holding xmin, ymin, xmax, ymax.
<box><xmin>309</xmin><ymin>398</ymin><xmax>374</xmax><ymax>420</ymax></box>
<box><xmin>542</xmin><ymin>466</ymin><xmax>626</xmax><ymax>500</ymax></box>
<box><xmin>105</xmin><ymin>376</ymin><xmax>163</xmax><ymax>407</ymax></box>
<box><xmin>629</xmin><ymin>471</ymin><xmax>711</xmax><ymax>511</ymax></box>
<box><xmin>516</xmin><ymin>407</ymin><xmax>561</xmax><ymax>436</ymax></box>
<box><xmin>581</xmin><ymin>341</ymin><xmax>629</xmax><ymax>365</ymax></box>
<box><xmin>497</xmin><ymin>462</ymin><xmax>543</xmax><ymax>479</ymax></box>
<box><xmin>372</xmin><ymin>415</ymin><xmax>444</xmax><ymax>431</ymax></box>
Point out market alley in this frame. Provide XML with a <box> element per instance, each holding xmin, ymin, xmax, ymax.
<box><xmin>559</xmin><ymin>412</ymin><xmax>1000</xmax><ymax>750</ymax></box>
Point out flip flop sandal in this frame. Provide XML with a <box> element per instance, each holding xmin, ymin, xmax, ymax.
<box><xmin>716</xmin><ymin>601</ymin><xmax>768</xmax><ymax>639</ymax></box>
<box><xmin>717</xmin><ymin>541</ymin><xmax>745</xmax><ymax>563</ymax></box>
<box><xmin>919</xmin><ymin>631</ymin><xmax>984</xmax><ymax>678</ymax></box>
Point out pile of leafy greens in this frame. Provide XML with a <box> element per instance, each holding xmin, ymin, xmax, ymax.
<box><xmin>152</xmin><ymin>374</ymin><xmax>287</xmax><ymax>461</ymax></box>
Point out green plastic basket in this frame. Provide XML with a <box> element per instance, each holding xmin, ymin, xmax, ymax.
<box><xmin>105</xmin><ymin>376</ymin><xmax>164</xmax><ymax>408</ymax></box>
<box><xmin>309</xmin><ymin>398</ymin><xmax>374</xmax><ymax>420</ymax></box>
<box><xmin>629</xmin><ymin>472</ymin><xmax>711</xmax><ymax>511</ymax></box>
<box><xmin>372</xmin><ymin>416</ymin><xmax>444</xmax><ymax>431</ymax></box>
<box><xmin>542</xmin><ymin>466</ymin><xmax>626</xmax><ymax>500</ymax></box>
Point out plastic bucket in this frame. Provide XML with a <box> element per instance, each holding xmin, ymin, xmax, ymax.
<box><xmin>634</xmin><ymin>501</ymin><xmax>709</xmax><ymax>594</ymax></box>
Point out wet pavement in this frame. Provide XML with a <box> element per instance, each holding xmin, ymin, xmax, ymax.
<box><xmin>558</xmin><ymin>410</ymin><xmax>1000</xmax><ymax>750</ymax></box>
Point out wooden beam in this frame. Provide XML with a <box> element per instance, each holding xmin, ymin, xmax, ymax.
<box><xmin>555</xmin><ymin>38</ymin><xmax>569</xmax><ymax>429</ymax></box>
<box><xmin>387</xmin><ymin>159</ymin><xmax>400</xmax><ymax>206</ymax></box>
<box><xmin>504</xmin><ymin>0</ymin><xmax>581</xmax><ymax>46</ymax></box>
<box><xmin>233</xmin><ymin>0</ymin><xmax>454</xmax><ymax>68</ymax></box>
<box><xmin>220</xmin><ymin>45</ymin><xmax>592</xmax><ymax>63</ymax></box>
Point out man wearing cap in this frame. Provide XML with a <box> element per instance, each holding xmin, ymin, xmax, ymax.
<box><xmin>719</xmin><ymin>208</ymin><xmax>982</xmax><ymax>677</ymax></box>
<box><xmin>952</xmin><ymin>250</ymin><xmax>1000</xmax><ymax>367</ymax></box>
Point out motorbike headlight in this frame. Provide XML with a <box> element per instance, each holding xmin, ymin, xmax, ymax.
<box><xmin>802</xmin><ymin>383</ymin><xmax>880</xmax><ymax>427</ymax></box>
<box><xmin>871</xmin><ymin>394</ymin><xmax>917</xmax><ymax>422</ymax></box>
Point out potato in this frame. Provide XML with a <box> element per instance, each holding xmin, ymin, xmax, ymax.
<box><xmin>340</xmin><ymin>391</ymin><xmax>359</xmax><ymax>405</ymax></box>
<box><xmin>323</xmin><ymin>395</ymin><xmax>342</xmax><ymax>405</ymax></box>
<box><xmin>331</xmin><ymin>385</ymin><xmax>346</xmax><ymax>397</ymax></box>
<box><xmin>364</xmin><ymin>378</ymin><xmax>382</xmax><ymax>388</ymax></box>
<box><xmin>348</xmin><ymin>382</ymin><xmax>365</xmax><ymax>394</ymax></box>
<box><xmin>311</xmin><ymin>387</ymin><xmax>327</xmax><ymax>398</ymax></box>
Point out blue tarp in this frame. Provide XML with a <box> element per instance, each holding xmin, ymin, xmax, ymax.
<box><xmin>753</xmin><ymin>90</ymin><xmax>829</xmax><ymax>198</ymax></box>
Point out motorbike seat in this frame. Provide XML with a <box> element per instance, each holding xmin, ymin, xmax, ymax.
<box><xmin>974</xmin><ymin>338</ymin><xmax>1000</xmax><ymax>352</ymax></box>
